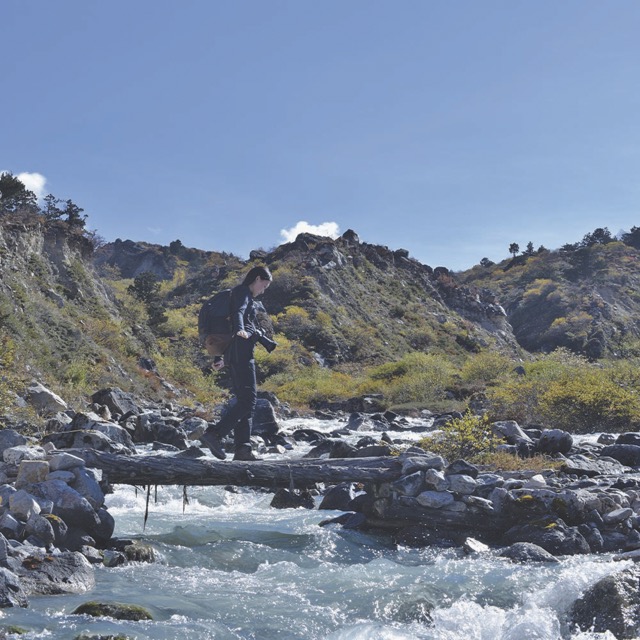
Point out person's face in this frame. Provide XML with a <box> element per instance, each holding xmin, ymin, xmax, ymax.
<box><xmin>250</xmin><ymin>277</ymin><xmax>271</xmax><ymax>297</ymax></box>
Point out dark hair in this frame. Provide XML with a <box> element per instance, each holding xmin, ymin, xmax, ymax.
<box><xmin>242</xmin><ymin>266</ymin><xmax>272</xmax><ymax>286</ymax></box>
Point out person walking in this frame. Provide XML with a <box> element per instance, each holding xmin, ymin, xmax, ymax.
<box><xmin>200</xmin><ymin>266</ymin><xmax>274</xmax><ymax>461</ymax></box>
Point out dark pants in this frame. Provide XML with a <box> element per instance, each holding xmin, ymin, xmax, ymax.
<box><xmin>215</xmin><ymin>337</ymin><xmax>256</xmax><ymax>453</ymax></box>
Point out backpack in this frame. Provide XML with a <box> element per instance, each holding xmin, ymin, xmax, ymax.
<box><xmin>198</xmin><ymin>289</ymin><xmax>233</xmax><ymax>356</ymax></box>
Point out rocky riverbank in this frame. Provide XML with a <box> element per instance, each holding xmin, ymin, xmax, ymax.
<box><xmin>6</xmin><ymin>383</ymin><xmax>640</xmax><ymax>635</ymax></box>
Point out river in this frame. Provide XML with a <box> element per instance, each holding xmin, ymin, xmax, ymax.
<box><xmin>0</xmin><ymin>417</ymin><xmax>626</xmax><ymax>639</ymax></box>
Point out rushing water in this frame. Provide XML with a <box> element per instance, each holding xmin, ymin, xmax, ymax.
<box><xmin>0</xmin><ymin>418</ymin><xmax>628</xmax><ymax>639</ymax></box>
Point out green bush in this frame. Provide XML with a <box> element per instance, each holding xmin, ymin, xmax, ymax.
<box><xmin>419</xmin><ymin>412</ymin><xmax>503</xmax><ymax>462</ymax></box>
<box><xmin>365</xmin><ymin>352</ymin><xmax>456</xmax><ymax>405</ymax></box>
<box><xmin>263</xmin><ymin>367</ymin><xmax>360</xmax><ymax>407</ymax></box>
<box><xmin>486</xmin><ymin>349</ymin><xmax>640</xmax><ymax>432</ymax></box>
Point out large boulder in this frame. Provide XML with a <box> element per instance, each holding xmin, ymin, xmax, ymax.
<box><xmin>502</xmin><ymin>518</ymin><xmax>590</xmax><ymax>556</ymax></box>
<box><xmin>25</xmin><ymin>382</ymin><xmax>68</xmax><ymax>415</ymax></box>
<box><xmin>570</xmin><ymin>567</ymin><xmax>640</xmax><ymax>638</ymax></box>
<box><xmin>8</xmin><ymin>551</ymin><xmax>95</xmax><ymax>595</ymax></box>
<box><xmin>601</xmin><ymin>445</ymin><xmax>640</xmax><ymax>467</ymax></box>
<box><xmin>90</xmin><ymin>388</ymin><xmax>139</xmax><ymax>417</ymax></box>
<box><xmin>537</xmin><ymin>429</ymin><xmax>573</xmax><ymax>455</ymax></box>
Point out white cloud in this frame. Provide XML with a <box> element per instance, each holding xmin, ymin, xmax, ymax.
<box><xmin>280</xmin><ymin>221</ymin><xmax>341</xmax><ymax>244</ymax></box>
<box><xmin>17</xmin><ymin>172</ymin><xmax>47</xmax><ymax>199</ymax></box>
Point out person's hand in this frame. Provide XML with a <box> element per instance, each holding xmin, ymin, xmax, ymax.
<box><xmin>236</xmin><ymin>330</ymin><xmax>250</xmax><ymax>339</ymax></box>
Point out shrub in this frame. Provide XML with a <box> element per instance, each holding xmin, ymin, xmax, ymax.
<box><xmin>419</xmin><ymin>412</ymin><xmax>503</xmax><ymax>462</ymax></box>
<box><xmin>486</xmin><ymin>349</ymin><xmax>640</xmax><ymax>432</ymax></box>
<box><xmin>460</xmin><ymin>351</ymin><xmax>514</xmax><ymax>386</ymax></box>
<box><xmin>263</xmin><ymin>367</ymin><xmax>360</xmax><ymax>407</ymax></box>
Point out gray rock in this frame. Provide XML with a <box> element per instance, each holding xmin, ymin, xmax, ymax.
<box><xmin>319</xmin><ymin>483</ymin><xmax>356</xmax><ymax>510</ymax></box>
<box><xmin>9</xmin><ymin>490</ymin><xmax>41</xmax><ymax>520</ymax></box>
<box><xmin>68</xmin><ymin>413</ymin><xmax>136</xmax><ymax>450</ymax></box>
<box><xmin>0</xmin><ymin>566</ymin><xmax>29</xmax><ymax>607</ymax></box>
<box><xmin>570</xmin><ymin>566</ymin><xmax>640</xmax><ymax>638</ymax></box>
<box><xmin>604</xmin><ymin>508</ymin><xmax>634</xmax><ymax>525</ymax></box>
<box><xmin>463</xmin><ymin>538</ymin><xmax>490</xmax><ymax>555</ymax></box>
<box><xmin>10</xmin><ymin>550</ymin><xmax>95</xmax><ymax>595</ymax></box>
<box><xmin>445</xmin><ymin>459</ymin><xmax>479</xmax><ymax>478</ymax></box>
<box><xmin>27</xmin><ymin>481</ymin><xmax>101</xmax><ymax>533</ymax></box>
<box><xmin>601</xmin><ymin>445</ymin><xmax>640</xmax><ymax>467</ymax></box>
<box><xmin>392</xmin><ymin>472</ymin><xmax>424</xmax><ymax>497</ymax></box>
<box><xmin>463</xmin><ymin>495</ymin><xmax>495</xmax><ymax>512</ymax></box>
<box><xmin>47</xmin><ymin>470</ymin><xmax>75</xmax><ymax>483</ymax></box>
<box><xmin>91</xmin><ymin>387</ymin><xmax>139</xmax><ymax>417</ymax></box>
<box><xmin>537</xmin><ymin>429</ymin><xmax>573</xmax><ymax>455</ymax></box>
<box><xmin>3</xmin><ymin>446</ymin><xmax>46</xmax><ymax>465</ymax></box>
<box><xmin>25</xmin><ymin>381</ymin><xmax>68</xmax><ymax>415</ymax></box>
<box><xmin>561</xmin><ymin>454</ymin><xmax>628</xmax><ymax>477</ymax></box>
<box><xmin>48</xmin><ymin>452</ymin><xmax>85</xmax><ymax>472</ymax></box>
<box><xmin>25</xmin><ymin>514</ymin><xmax>55</xmax><ymax>547</ymax></box>
<box><xmin>617</xmin><ymin>432</ymin><xmax>640</xmax><ymax>447</ymax></box>
<box><xmin>71</xmin><ymin>467</ymin><xmax>105</xmax><ymax>510</ymax></box>
<box><xmin>499</xmin><ymin>542</ymin><xmax>560</xmax><ymax>563</ymax></box>
<box><xmin>423</xmin><ymin>468</ymin><xmax>448</xmax><ymax>491</ymax></box>
<box><xmin>15</xmin><ymin>460</ymin><xmax>49</xmax><ymax>489</ymax></box>
<box><xmin>502</xmin><ymin>519</ymin><xmax>590</xmax><ymax>556</ymax></box>
<box><xmin>401</xmin><ymin>455</ymin><xmax>446</xmax><ymax>475</ymax></box>
<box><xmin>491</xmin><ymin>420</ymin><xmax>532</xmax><ymax>445</ymax></box>
<box><xmin>0</xmin><ymin>430</ymin><xmax>27</xmax><ymax>455</ymax></box>
<box><xmin>447</xmin><ymin>474</ymin><xmax>477</xmax><ymax>495</ymax></box>
<box><xmin>43</xmin><ymin>430</ymin><xmax>133</xmax><ymax>455</ymax></box>
<box><xmin>416</xmin><ymin>490</ymin><xmax>455</xmax><ymax>509</ymax></box>
<box><xmin>0</xmin><ymin>513</ymin><xmax>22</xmax><ymax>539</ymax></box>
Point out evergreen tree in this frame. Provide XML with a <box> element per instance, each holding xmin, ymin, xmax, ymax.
<box><xmin>0</xmin><ymin>172</ymin><xmax>38</xmax><ymax>214</ymax></box>
<box><xmin>508</xmin><ymin>243</ymin><xmax>520</xmax><ymax>258</ymax></box>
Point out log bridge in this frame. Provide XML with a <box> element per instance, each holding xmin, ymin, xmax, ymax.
<box><xmin>73</xmin><ymin>450</ymin><xmax>408</xmax><ymax>489</ymax></box>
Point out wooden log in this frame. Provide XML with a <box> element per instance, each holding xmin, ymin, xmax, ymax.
<box><xmin>70</xmin><ymin>449</ymin><xmax>408</xmax><ymax>489</ymax></box>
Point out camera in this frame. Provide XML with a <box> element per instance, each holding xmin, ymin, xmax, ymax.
<box><xmin>254</xmin><ymin>330</ymin><xmax>278</xmax><ymax>353</ymax></box>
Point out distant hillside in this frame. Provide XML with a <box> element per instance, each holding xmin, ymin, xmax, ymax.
<box><xmin>4</xmin><ymin>200</ymin><xmax>640</xmax><ymax>419</ymax></box>
<box><xmin>458</xmin><ymin>237</ymin><xmax>640</xmax><ymax>358</ymax></box>
<box><xmin>95</xmin><ymin>230</ymin><xmax>521</xmax><ymax>367</ymax></box>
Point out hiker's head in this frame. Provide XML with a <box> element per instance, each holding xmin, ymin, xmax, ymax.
<box><xmin>243</xmin><ymin>266</ymin><xmax>272</xmax><ymax>297</ymax></box>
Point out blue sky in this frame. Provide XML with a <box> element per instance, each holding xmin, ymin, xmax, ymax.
<box><xmin>2</xmin><ymin>1</ymin><xmax>639</xmax><ymax>271</ymax></box>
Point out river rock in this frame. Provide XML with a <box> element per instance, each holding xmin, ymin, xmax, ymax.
<box><xmin>319</xmin><ymin>483</ymin><xmax>356</xmax><ymax>510</ymax></box>
<box><xmin>537</xmin><ymin>429</ymin><xmax>573</xmax><ymax>455</ymax></box>
<box><xmin>600</xmin><ymin>444</ymin><xmax>640</xmax><ymax>467</ymax></box>
<box><xmin>25</xmin><ymin>514</ymin><xmax>56</xmax><ymax>547</ymax></box>
<box><xmin>416</xmin><ymin>490</ymin><xmax>455</xmax><ymax>509</ymax></box>
<box><xmin>463</xmin><ymin>537</ymin><xmax>490</xmax><ymax>555</ymax></box>
<box><xmin>27</xmin><ymin>480</ymin><xmax>100</xmax><ymax>533</ymax></box>
<box><xmin>445</xmin><ymin>459</ymin><xmax>479</xmax><ymax>478</ymax></box>
<box><xmin>72</xmin><ymin>600</ymin><xmax>153</xmax><ymax>620</ymax></box>
<box><xmin>401</xmin><ymin>455</ymin><xmax>446</xmax><ymax>475</ymax></box>
<box><xmin>68</xmin><ymin>413</ymin><xmax>137</xmax><ymax>450</ymax></box>
<box><xmin>392</xmin><ymin>472</ymin><xmax>424</xmax><ymax>497</ymax></box>
<box><xmin>499</xmin><ymin>541</ymin><xmax>560</xmax><ymax>563</ymax></box>
<box><xmin>271</xmin><ymin>488</ymin><xmax>314</xmax><ymax>509</ymax></box>
<box><xmin>423</xmin><ymin>469</ymin><xmax>448</xmax><ymax>491</ymax></box>
<box><xmin>603</xmin><ymin>507</ymin><xmax>634</xmax><ymax>525</ymax></box>
<box><xmin>9</xmin><ymin>550</ymin><xmax>95</xmax><ymax>595</ymax></box>
<box><xmin>447</xmin><ymin>474</ymin><xmax>477</xmax><ymax>495</ymax></box>
<box><xmin>502</xmin><ymin>518</ymin><xmax>590</xmax><ymax>556</ymax></box>
<box><xmin>616</xmin><ymin>432</ymin><xmax>640</xmax><ymax>446</ymax></box>
<box><xmin>561</xmin><ymin>455</ymin><xmax>629</xmax><ymax>477</ymax></box>
<box><xmin>570</xmin><ymin>566</ymin><xmax>640</xmax><ymax>638</ymax></box>
<box><xmin>70</xmin><ymin>467</ymin><xmax>105</xmax><ymax>510</ymax></box>
<box><xmin>43</xmin><ymin>429</ymin><xmax>132</xmax><ymax>455</ymax></box>
<box><xmin>0</xmin><ymin>567</ymin><xmax>29</xmax><ymax>607</ymax></box>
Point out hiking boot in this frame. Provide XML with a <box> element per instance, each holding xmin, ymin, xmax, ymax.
<box><xmin>200</xmin><ymin>430</ymin><xmax>226</xmax><ymax>460</ymax></box>
<box><xmin>233</xmin><ymin>450</ymin><xmax>262</xmax><ymax>462</ymax></box>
